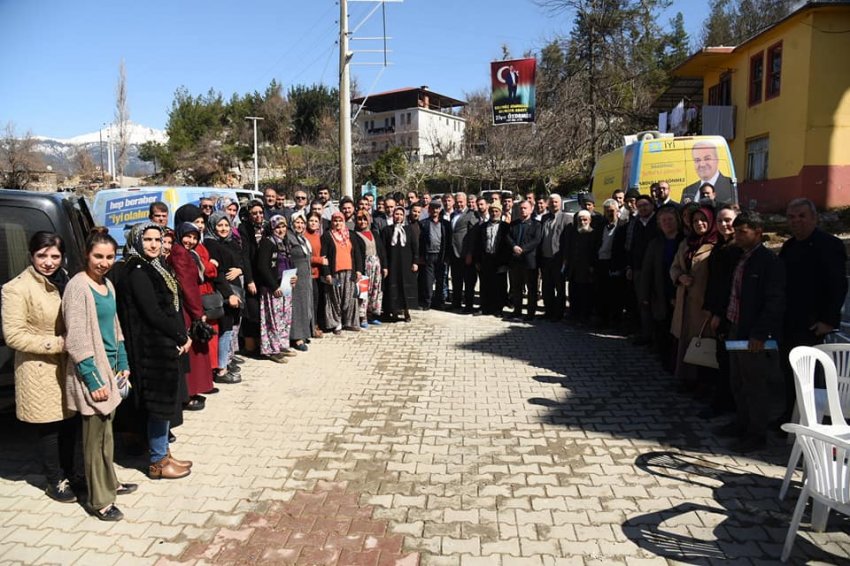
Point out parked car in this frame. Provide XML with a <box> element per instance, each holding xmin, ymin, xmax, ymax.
<box><xmin>0</xmin><ymin>190</ymin><xmax>95</xmax><ymax>412</ymax></box>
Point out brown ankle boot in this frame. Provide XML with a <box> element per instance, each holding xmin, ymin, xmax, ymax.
<box><xmin>149</xmin><ymin>456</ymin><xmax>191</xmax><ymax>480</ymax></box>
<box><xmin>167</xmin><ymin>449</ymin><xmax>193</xmax><ymax>469</ymax></box>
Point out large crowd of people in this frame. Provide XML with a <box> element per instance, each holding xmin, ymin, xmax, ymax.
<box><xmin>1</xmin><ymin>182</ymin><xmax>846</xmax><ymax>521</ymax></box>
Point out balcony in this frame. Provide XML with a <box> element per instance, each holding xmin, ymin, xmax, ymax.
<box><xmin>701</xmin><ymin>105</ymin><xmax>736</xmax><ymax>140</ymax></box>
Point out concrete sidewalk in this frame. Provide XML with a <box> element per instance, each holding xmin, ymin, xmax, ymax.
<box><xmin>0</xmin><ymin>310</ymin><xmax>848</xmax><ymax>565</ymax></box>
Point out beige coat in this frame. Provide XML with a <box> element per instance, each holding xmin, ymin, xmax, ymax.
<box><xmin>670</xmin><ymin>240</ymin><xmax>715</xmax><ymax>341</ymax></box>
<box><xmin>1</xmin><ymin>266</ymin><xmax>73</xmax><ymax>423</ymax></box>
<box><xmin>62</xmin><ymin>273</ymin><xmax>123</xmax><ymax>417</ymax></box>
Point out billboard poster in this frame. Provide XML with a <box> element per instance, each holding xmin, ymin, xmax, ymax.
<box><xmin>491</xmin><ymin>58</ymin><xmax>537</xmax><ymax>125</ymax></box>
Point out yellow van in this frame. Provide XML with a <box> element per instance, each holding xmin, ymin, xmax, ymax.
<box><xmin>590</xmin><ymin>133</ymin><xmax>738</xmax><ymax>205</ymax></box>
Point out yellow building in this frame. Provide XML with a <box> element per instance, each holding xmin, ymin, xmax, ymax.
<box><xmin>654</xmin><ymin>1</ymin><xmax>850</xmax><ymax>212</ymax></box>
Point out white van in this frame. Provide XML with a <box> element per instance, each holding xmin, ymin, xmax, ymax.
<box><xmin>91</xmin><ymin>186</ymin><xmax>242</xmax><ymax>250</ymax></box>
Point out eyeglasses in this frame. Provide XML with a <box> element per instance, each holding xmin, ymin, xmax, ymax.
<box><xmin>201</xmin><ymin>204</ymin><xmax>213</xmax><ymax>210</ymax></box>
<box><xmin>295</xmin><ymin>195</ymin><xmax>307</xmax><ymax>200</ymax></box>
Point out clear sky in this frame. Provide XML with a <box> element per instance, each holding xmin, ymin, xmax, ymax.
<box><xmin>0</xmin><ymin>0</ymin><xmax>710</xmax><ymax>139</ymax></box>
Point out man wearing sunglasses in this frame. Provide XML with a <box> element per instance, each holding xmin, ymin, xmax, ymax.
<box><xmin>284</xmin><ymin>188</ymin><xmax>309</xmax><ymax>222</ymax></box>
<box><xmin>199</xmin><ymin>197</ymin><xmax>215</xmax><ymax>223</ymax></box>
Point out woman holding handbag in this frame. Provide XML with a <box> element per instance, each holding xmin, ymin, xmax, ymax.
<box><xmin>63</xmin><ymin>228</ymin><xmax>137</xmax><ymax>521</ymax></box>
<box><xmin>670</xmin><ymin>205</ymin><xmax>719</xmax><ymax>393</ymax></box>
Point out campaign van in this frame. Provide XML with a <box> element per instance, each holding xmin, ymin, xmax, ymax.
<box><xmin>590</xmin><ymin>133</ymin><xmax>738</xmax><ymax>205</ymax></box>
<box><xmin>91</xmin><ymin>186</ymin><xmax>243</xmax><ymax>251</ymax></box>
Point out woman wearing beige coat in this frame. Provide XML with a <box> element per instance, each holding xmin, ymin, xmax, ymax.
<box><xmin>670</xmin><ymin>206</ymin><xmax>719</xmax><ymax>389</ymax></box>
<box><xmin>1</xmin><ymin>232</ymin><xmax>80</xmax><ymax>503</ymax></box>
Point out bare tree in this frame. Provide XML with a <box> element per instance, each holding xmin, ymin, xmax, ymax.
<box><xmin>73</xmin><ymin>146</ymin><xmax>98</xmax><ymax>183</ymax></box>
<box><xmin>0</xmin><ymin>122</ymin><xmax>44</xmax><ymax>190</ymax></box>
<box><xmin>115</xmin><ymin>59</ymin><xmax>130</xmax><ymax>184</ymax></box>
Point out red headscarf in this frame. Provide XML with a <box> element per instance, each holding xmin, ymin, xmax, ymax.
<box><xmin>330</xmin><ymin>211</ymin><xmax>350</xmax><ymax>244</ymax></box>
<box><xmin>685</xmin><ymin>205</ymin><xmax>718</xmax><ymax>265</ymax></box>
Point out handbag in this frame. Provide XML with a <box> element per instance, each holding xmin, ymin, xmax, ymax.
<box><xmin>201</xmin><ymin>291</ymin><xmax>225</xmax><ymax>320</ymax></box>
<box><xmin>189</xmin><ymin>319</ymin><xmax>216</xmax><ymax>344</ymax></box>
<box><xmin>684</xmin><ymin>318</ymin><xmax>719</xmax><ymax>369</ymax></box>
<box><xmin>229</xmin><ymin>283</ymin><xmax>246</xmax><ymax>312</ymax></box>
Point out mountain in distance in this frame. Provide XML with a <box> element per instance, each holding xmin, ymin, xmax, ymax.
<box><xmin>33</xmin><ymin>122</ymin><xmax>168</xmax><ymax>177</ymax></box>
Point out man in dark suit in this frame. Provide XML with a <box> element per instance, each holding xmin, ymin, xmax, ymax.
<box><xmin>651</xmin><ymin>181</ymin><xmax>679</xmax><ymax>209</ymax></box>
<box><xmin>418</xmin><ymin>200</ymin><xmax>451</xmax><ymax>310</ymax></box>
<box><xmin>475</xmin><ymin>202</ymin><xmax>510</xmax><ymax>316</ymax></box>
<box><xmin>449</xmin><ymin>192</ymin><xmax>479</xmax><ymax>313</ymax></box>
<box><xmin>681</xmin><ymin>141</ymin><xmax>735</xmax><ymax>204</ymax></box>
<box><xmin>778</xmin><ymin>197</ymin><xmax>848</xmax><ymax>421</ymax></box>
<box><xmin>711</xmin><ymin>211</ymin><xmax>785</xmax><ymax>453</ymax></box>
<box><xmin>506</xmin><ymin>200</ymin><xmax>543</xmax><ymax>320</ymax></box>
<box><xmin>538</xmin><ymin>194</ymin><xmax>571</xmax><ymax>321</ymax></box>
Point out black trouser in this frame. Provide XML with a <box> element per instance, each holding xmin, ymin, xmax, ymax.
<box><xmin>450</xmin><ymin>254</ymin><xmax>477</xmax><ymax>309</ymax></box>
<box><xmin>780</xmin><ymin>330</ymin><xmax>822</xmax><ymax>420</ymax></box>
<box><xmin>509</xmin><ymin>265</ymin><xmax>538</xmax><ymax>317</ymax></box>
<box><xmin>539</xmin><ymin>255</ymin><xmax>565</xmax><ymax>320</ymax></box>
<box><xmin>569</xmin><ymin>282</ymin><xmax>594</xmax><ymax>321</ymax></box>
<box><xmin>479</xmin><ymin>258</ymin><xmax>507</xmax><ymax>315</ymax></box>
<box><xmin>595</xmin><ymin>260</ymin><xmax>625</xmax><ymax>324</ymax></box>
<box><xmin>32</xmin><ymin>416</ymin><xmax>81</xmax><ymax>485</ymax></box>
<box><xmin>421</xmin><ymin>252</ymin><xmax>446</xmax><ymax>308</ymax></box>
<box><xmin>729</xmin><ymin>325</ymin><xmax>784</xmax><ymax>439</ymax></box>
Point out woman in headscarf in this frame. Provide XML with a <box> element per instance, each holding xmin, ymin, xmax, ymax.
<box><xmin>320</xmin><ymin>211</ymin><xmax>364</xmax><ymax>334</ymax></box>
<box><xmin>380</xmin><ymin>206</ymin><xmax>418</xmax><ymax>322</ymax></box>
<box><xmin>2</xmin><ymin>232</ymin><xmax>81</xmax><ymax>503</ymax></box>
<box><xmin>117</xmin><ymin>222</ymin><xmax>192</xmax><ymax>482</ymax></box>
<box><xmin>203</xmin><ymin>211</ymin><xmax>245</xmax><ymax>382</ymax></box>
<box><xmin>354</xmin><ymin>211</ymin><xmax>386</xmax><ymax>328</ymax></box>
<box><xmin>285</xmin><ymin>212</ymin><xmax>314</xmax><ymax>350</ymax></box>
<box><xmin>256</xmin><ymin>215</ymin><xmax>298</xmax><ymax>362</ymax></box>
<box><xmin>239</xmin><ymin>200</ymin><xmax>265</xmax><ymax>356</ymax></box>
<box><xmin>174</xmin><ymin>221</ymin><xmax>220</xmax><ymax>402</ymax></box>
<box><xmin>670</xmin><ymin>205</ymin><xmax>719</xmax><ymax>391</ymax></box>
<box><xmin>167</xmin><ymin>206</ymin><xmax>213</xmax><ymax>408</ymax></box>
<box><xmin>305</xmin><ymin>212</ymin><xmax>325</xmax><ymax>338</ymax></box>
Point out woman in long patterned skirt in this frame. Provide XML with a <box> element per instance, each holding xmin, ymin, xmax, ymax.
<box><xmin>320</xmin><ymin>212</ymin><xmax>364</xmax><ymax>334</ymax></box>
<box><xmin>354</xmin><ymin>212</ymin><xmax>386</xmax><ymax>329</ymax></box>
<box><xmin>255</xmin><ymin>216</ymin><xmax>297</xmax><ymax>363</ymax></box>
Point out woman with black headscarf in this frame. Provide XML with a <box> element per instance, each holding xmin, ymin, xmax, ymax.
<box><xmin>1</xmin><ymin>232</ymin><xmax>82</xmax><ymax>503</ymax></box>
<box><xmin>239</xmin><ymin>200</ymin><xmax>266</xmax><ymax>356</ymax></box>
<box><xmin>117</xmin><ymin>222</ymin><xmax>192</xmax><ymax>480</ymax></box>
<box><xmin>255</xmin><ymin>215</ymin><xmax>298</xmax><ymax>362</ymax></box>
<box><xmin>204</xmin><ymin>210</ymin><xmax>244</xmax><ymax>381</ymax></box>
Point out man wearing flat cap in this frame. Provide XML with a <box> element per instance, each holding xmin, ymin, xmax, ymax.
<box><xmin>475</xmin><ymin>202</ymin><xmax>510</xmax><ymax>316</ymax></box>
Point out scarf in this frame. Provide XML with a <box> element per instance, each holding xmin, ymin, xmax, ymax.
<box><xmin>45</xmin><ymin>268</ymin><xmax>69</xmax><ymax>296</ymax></box>
<box><xmin>128</xmin><ymin>222</ymin><xmax>181</xmax><ymax>312</ymax></box>
<box><xmin>285</xmin><ymin>229</ymin><xmax>312</xmax><ymax>258</ymax></box>
<box><xmin>176</xmin><ymin>222</ymin><xmax>205</xmax><ymax>281</ymax></box>
<box><xmin>685</xmin><ymin>206</ymin><xmax>719</xmax><ymax>266</ymax></box>
<box><xmin>206</xmin><ymin>210</ymin><xmax>233</xmax><ymax>242</ymax></box>
<box><xmin>330</xmin><ymin>212</ymin><xmax>350</xmax><ymax>245</ymax></box>
<box><xmin>391</xmin><ymin>223</ymin><xmax>406</xmax><ymax>246</ymax></box>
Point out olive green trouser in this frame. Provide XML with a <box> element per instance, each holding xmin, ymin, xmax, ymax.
<box><xmin>82</xmin><ymin>410</ymin><xmax>119</xmax><ymax>510</ymax></box>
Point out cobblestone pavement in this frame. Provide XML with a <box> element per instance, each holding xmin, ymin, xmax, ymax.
<box><xmin>1</xmin><ymin>310</ymin><xmax>850</xmax><ymax>565</ymax></box>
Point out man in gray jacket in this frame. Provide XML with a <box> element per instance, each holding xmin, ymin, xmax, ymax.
<box><xmin>449</xmin><ymin>192</ymin><xmax>479</xmax><ymax>313</ymax></box>
<box><xmin>538</xmin><ymin>194</ymin><xmax>571</xmax><ymax>321</ymax></box>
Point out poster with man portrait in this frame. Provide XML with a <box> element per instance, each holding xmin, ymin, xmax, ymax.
<box><xmin>491</xmin><ymin>58</ymin><xmax>537</xmax><ymax>125</ymax></box>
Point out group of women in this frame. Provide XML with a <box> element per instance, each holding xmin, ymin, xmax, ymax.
<box><xmin>0</xmin><ymin>197</ymin><xmax>423</xmax><ymax>521</ymax></box>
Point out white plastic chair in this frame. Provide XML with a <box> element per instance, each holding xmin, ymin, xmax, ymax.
<box><xmin>779</xmin><ymin>346</ymin><xmax>850</xmax><ymax>500</ymax></box>
<box><xmin>814</xmin><ymin>343</ymin><xmax>850</xmax><ymax>418</ymax></box>
<box><xmin>779</xmin><ymin>423</ymin><xmax>850</xmax><ymax>562</ymax></box>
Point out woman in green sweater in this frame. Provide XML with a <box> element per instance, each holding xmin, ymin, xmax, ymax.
<box><xmin>63</xmin><ymin>227</ymin><xmax>137</xmax><ymax>521</ymax></box>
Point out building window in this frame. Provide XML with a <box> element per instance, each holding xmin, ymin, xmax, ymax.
<box><xmin>749</xmin><ymin>51</ymin><xmax>764</xmax><ymax>106</ymax></box>
<box><xmin>746</xmin><ymin>136</ymin><xmax>769</xmax><ymax>181</ymax></box>
<box><xmin>708</xmin><ymin>72</ymin><xmax>732</xmax><ymax>106</ymax></box>
<box><xmin>406</xmin><ymin>112</ymin><xmax>411</xmax><ymax>125</ymax></box>
<box><xmin>766</xmin><ymin>42</ymin><xmax>782</xmax><ymax>99</ymax></box>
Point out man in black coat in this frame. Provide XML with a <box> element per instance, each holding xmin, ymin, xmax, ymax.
<box><xmin>506</xmin><ymin>200</ymin><xmax>543</xmax><ymax>320</ymax></box>
<box><xmin>449</xmin><ymin>192</ymin><xmax>479</xmax><ymax>313</ymax></box>
<box><xmin>778</xmin><ymin>197</ymin><xmax>848</xmax><ymax>420</ymax></box>
<box><xmin>711</xmin><ymin>211</ymin><xmax>785</xmax><ymax>453</ymax></box>
<box><xmin>418</xmin><ymin>200</ymin><xmax>451</xmax><ymax>310</ymax></box>
<box><xmin>624</xmin><ymin>195</ymin><xmax>658</xmax><ymax>343</ymax></box>
<box><xmin>475</xmin><ymin>202</ymin><xmax>510</xmax><ymax>316</ymax></box>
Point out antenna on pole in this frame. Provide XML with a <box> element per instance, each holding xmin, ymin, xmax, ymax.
<box><xmin>339</xmin><ymin>0</ymin><xmax>402</xmax><ymax>199</ymax></box>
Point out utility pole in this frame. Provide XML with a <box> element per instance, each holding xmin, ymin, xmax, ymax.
<box><xmin>99</xmin><ymin>125</ymin><xmax>106</xmax><ymax>184</ymax></box>
<box><xmin>245</xmin><ymin>116</ymin><xmax>264</xmax><ymax>192</ymax></box>
<box><xmin>339</xmin><ymin>0</ymin><xmax>353</xmax><ymax>199</ymax></box>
